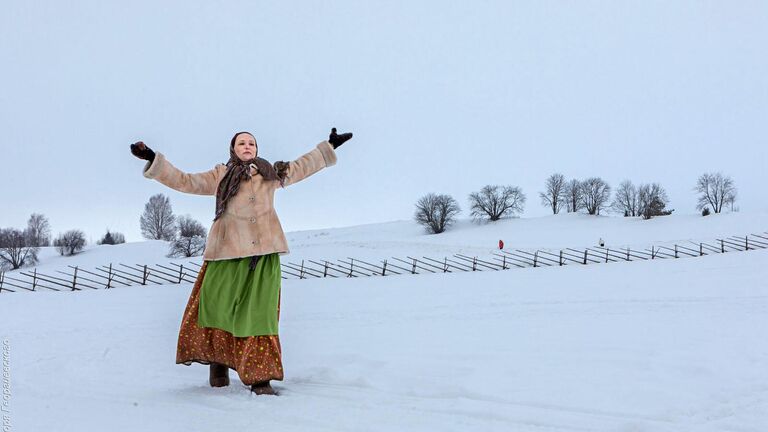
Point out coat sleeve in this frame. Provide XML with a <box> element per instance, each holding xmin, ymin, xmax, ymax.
<box><xmin>281</xmin><ymin>140</ymin><xmax>338</xmax><ymax>188</ymax></box>
<box><xmin>142</xmin><ymin>152</ymin><xmax>222</xmax><ymax>196</ymax></box>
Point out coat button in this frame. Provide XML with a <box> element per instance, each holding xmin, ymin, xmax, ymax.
<box><xmin>249</xmin><ymin>217</ymin><xmax>256</xmax><ymax>223</ymax></box>
<box><xmin>251</xmin><ymin>240</ymin><xmax>256</xmax><ymax>245</ymax></box>
<box><xmin>249</xmin><ymin>196</ymin><xmax>255</xmax><ymax>202</ymax></box>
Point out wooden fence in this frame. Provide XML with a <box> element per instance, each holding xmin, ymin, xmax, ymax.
<box><xmin>1</xmin><ymin>231</ymin><xmax>766</xmax><ymax>293</ymax></box>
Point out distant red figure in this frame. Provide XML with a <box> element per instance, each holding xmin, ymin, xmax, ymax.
<box><xmin>498</xmin><ymin>239</ymin><xmax>504</xmax><ymax>250</ymax></box>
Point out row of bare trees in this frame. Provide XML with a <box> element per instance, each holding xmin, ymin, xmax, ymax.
<box><xmin>140</xmin><ymin>193</ymin><xmax>207</xmax><ymax>258</ymax></box>
<box><xmin>540</xmin><ymin>175</ymin><xmax>670</xmax><ymax>219</ymax></box>
<box><xmin>0</xmin><ymin>213</ymin><xmax>126</xmax><ymax>270</ymax></box>
<box><xmin>415</xmin><ymin>185</ymin><xmax>528</xmax><ymax>234</ymax></box>
<box><xmin>2</xmin><ymin>193</ymin><xmax>208</xmax><ymax>271</ymax></box>
<box><xmin>611</xmin><ymin>181</ymin><xmax>673</xmax><ymax>219</ymax></box>
<box><xmin>548</xmin><ymin>176</ymin><xmax>612</xmax><ymax>215</ymax></box>
<box><xmin>414</xmin><ymin>171</ymin><xmax>739</xmax><ymax>235</ymax></box>
<box><xmin>2</xmin><ymin>193</ymin><xmax>206</xmax><ymax>271</ymax></box>
<box><xmin>539</xmin><ymin>172</ymin><xmax>737</xmax><ymax>217</ymax></box>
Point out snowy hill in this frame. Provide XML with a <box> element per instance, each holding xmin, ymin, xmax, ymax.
<box><xmin>284</xmin><ymin>210</ymin><xmax>768</xmax><ymax>262</ymax></box>
<box><xmin>1</xmin><ymin>212</ymin><xmax>767</xmax><ymax>431</ymax></box>
<box><xmin>7</xmin><ymin>210</ymin><xmax>768</xmax><ymax>275</ymax></box>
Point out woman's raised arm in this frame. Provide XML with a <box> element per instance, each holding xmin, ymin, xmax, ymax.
<box><xmin>275</xmin><ymin>128</ymin><xmax>352</xmax><ymax>188</ymax></box>
<box><xmin>131</xmin><ymin>141</ymin><xmax>222</xmax><ymax>196</ymax></box>
<box><xmin>277</xmin><ymin>140</ymin><xmax>337</xmax><ymax>188</ymax></box>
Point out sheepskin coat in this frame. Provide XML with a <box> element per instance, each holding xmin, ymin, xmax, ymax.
<box><xmin>142</xmin><ymin>140</ymin><xmax>337</xmax><ymax>260</ymax></box>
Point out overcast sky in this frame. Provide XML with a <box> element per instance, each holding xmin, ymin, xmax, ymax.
<box><xmin>1</xmin><ymin>1</ymin><xmax>766</xmax><ymax>243</ymax></box>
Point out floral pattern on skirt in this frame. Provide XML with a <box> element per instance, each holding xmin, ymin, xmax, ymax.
<box><xmin>176</xmin><ymin>260</ymin><xmax>284</xmax><ymax>385</ymax></box>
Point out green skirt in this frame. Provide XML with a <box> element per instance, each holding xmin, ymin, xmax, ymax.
<box><xmin>197</xmin><ymin>253</ymin><xmax>281</xmax><ymax>337</ymax></box>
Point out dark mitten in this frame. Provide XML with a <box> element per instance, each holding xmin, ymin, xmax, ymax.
<box><xmin>130</xmin><ymin>141</ymin><xmax>156</xmax><ymax>162</ymax></box>
<box><xmin>328</xmin><ymin>127</ymin><xmax>353</xmax><ymax>149</ymax></box>
<box><xmin>273</xmin><ymin>161</ymin><xmax>290</xmax><ymax>181</ymax></box>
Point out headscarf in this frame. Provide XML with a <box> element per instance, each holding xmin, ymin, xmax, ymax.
<box><xmin>214</xmin><ymin>131</ymin><xmax>286</xmax><ymax>222</ymax></box>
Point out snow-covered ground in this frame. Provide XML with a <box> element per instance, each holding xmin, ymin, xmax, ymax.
<box><xmin>1</xmin><ymin>212</ymin><xmax>767</xmax><ymax>431</ymax></box>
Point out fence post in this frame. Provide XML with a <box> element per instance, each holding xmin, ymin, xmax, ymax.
<box><xmin>72</xmin><ymin>266</ymin><xmax>78</xmax><ymax>291</ymax></box>
<box><xmin>651</xmin><ymin>246</ymin><xmax>655</xmax><ymax>259</ymax></box>
<box><xmin>626</xmin><ymin>248</ymin><xmax>630</xmax><ymax>261</ymax></box>
<box><xmin>559</xmin><ymin>250</ymin><xmax>563</xmax><ymax>266</ymax></box>
<box><xmin>721</xmin><ymin>239</ymin><xmax>725</xmax><ymax>253</ymax></box>
<box><xmin>0</xmin><ymin>271</ymin><xmax>3</xmax><ymax>293</ymax></box>
<box><xmin>746</xmin><ymin>236</ymin><xmax>750</xmax><ymax>250</ymax></box>
<box><xmin>443</xmin><ymin>257</ymin><xmax>448</xmax><ymax>272</ymax></box>
<box><xmin>533</xmin><ymin>251</ymin><xmax>538</xmax><ymax>268</ymax></box>
<box><xmin>699</xmin><ymin>243</ymin><xmax>703</xmax><ymax>256</ymax></box>
<box><xmin>583</xmin><ymin>250</ymin><xmax>587</xmax><ymax>265</ymax></box>
<box><xmin>107</xmin><ymin>263</ymin><xmax>113</xmax><ymax>289</ymax></box>
<box><xmin>381</xmin><ymin>260</ymin><xmax>387</xmax><ymax>276</ymax></box>
<box><xmin>349</xmin><ymin>259</ymin><xmax>355</xmax><ymax>277</ymax></box>
<box><xmin>674</xmin><ymin>244</ymin><xmax>678</xmax><ymax>258</ymax></box>
<box><xmin>323</xmin><ymin>261</ymin><xmax>328</xmax><ymax>278</ymax></box>
<box><xmin>142</xmin><ymin>264</ymin><xmax>148</xmax><ymax>285</ymax></box>
<box><xmin>178</xmin><ymin>264</ymin><xmax>184</xmax><ymax>284</ymax></box>
<box><xmin>412</xmin><ymin>258</ymin><xmax>416</xmax><ymax>274</ymax></box>
<box><xmin>503</xmin><ymin>254</ymin><xmax>508</xmax><ymax>269</ymax></box>
<box><xmin>32</xmin><ymin>268</ymin><xmax>38</xmax><ymax>291</ymax></box>
<box><xmin>605</xmin><ymin>249</ymin><xmax>609</xmax><ymax>263</ymax></box>
<box><xmin>300</xmin><ymin>260</ymin><xmax>305</xmax><ymax>279</ymax></box>
<box><xmin>472</xmin><ymin>257</ymin><xmax>477</xmax><ymax>271</ymax></box>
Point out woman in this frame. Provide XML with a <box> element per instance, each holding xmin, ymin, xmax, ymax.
<box><xmin>129</xmin><ymin>128</ymin><xmax>353</xmax><ymax>395</ymax></box>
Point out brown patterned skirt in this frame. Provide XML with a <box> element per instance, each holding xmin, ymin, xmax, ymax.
<box><xmin>176</xmin><ymin>261</ymin><xmax>284</xmax><ymax>385</ymax></box>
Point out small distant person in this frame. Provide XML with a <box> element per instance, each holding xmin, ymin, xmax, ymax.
<box><xmin>599</xmin><ymin>237</ymin><xmax>605</xmax><ymax>247</ymax></box>
<box><xmin>499</xmin><ymin>239</ymin><xmax>504</xmax><ymax>250</ymax></box>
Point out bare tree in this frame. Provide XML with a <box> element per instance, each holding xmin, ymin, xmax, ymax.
<box><xmin>638</xmin><ymin>183</ymin><xmax>673</xmax><ymax>219</ymax></box>
<box><xmin>469</xmin><ymin>185</ymin><xmax>526</xmax><ymax>222</ymax></box>
<box><xmin>578</xmin><ymin>177</ymin><xmax>611</xmax><ymax>215</ymax></box>
<box><xmin>54</xmin><ymin>230</ymin><xmax>87</xmax><ymax>256</ymax></box>
<box><xmin>611</xmin><ymin>180</ymin><xmax>639</xmax><ymax>216</ymax></box>
<box><xmin>97</xmin><ymin>229</ymin><xmax>126</xmax><ymax>245</ymax></box>
<box><xmin>694</xmin><ymin>172</ymin><xmax>737</xmax><ymax>214</ymax></box>
<box><xmin>539</xmin><ymin>173</ymin><xmax>567</xmax><ymax>214</ymax></box>
<box><xmin>0</xmin><ymin>228</ymin><xmax>40</xmax><ymax>270</ymax></box>
<box><xmin>169</xmin><ymin>215</ymin><xmax>208</xmax><ymax>257</ymax></box>
<box><xmin>563</xmin><ymin>179</ymin><xmax>583</xmax><ymax>213</ymax></box>
<box><xmin>414</xmin><ymin>193</ymin><xmax>461</xmax><ymax>234</ymax></box>
<box><xmin>26</xmin><ymin>213</ymin><xmax>52</xmax><ymax>247</ymax></box>
<box><xmin>140</xmin><ymin>194</ymin><xmax>177</xmax><ymax>240</ymax></box>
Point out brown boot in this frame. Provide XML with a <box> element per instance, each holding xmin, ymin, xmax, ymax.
<box><xmin>209</xmin><ymin>362</ymin><xmax>230</xmax><ymax>387</ymax></box>
<box><xmin>250</xmin><ymin>381</ymin><xmax>277</xmax><ymax>395</ymax></box>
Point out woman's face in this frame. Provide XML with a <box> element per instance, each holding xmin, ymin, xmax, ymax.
<box><xmin>233</xmin><ymin>133</ymin><xmax>257</xmax><ymax>161</ymax></box>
